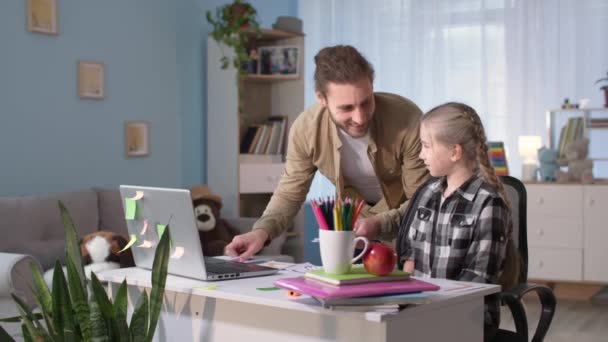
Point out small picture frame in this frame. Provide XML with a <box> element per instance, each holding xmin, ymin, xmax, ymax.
<box><xmin>78</xmin><ymin>61</ymin><xmax>105</xmax><ymax>100</ymax></box>
<box><xmin>27</xmin><ymin>0</ymin><xmax>58</xmax><ymax>35</ymax></box>
<box><xmin>125</xmin><ymin>121</ymin><xmax>150</xmax><ymax>157</ymax></box>
<box><xmin>258</xmin><ymin>45</ymin><xmax>299</xmax><ymax>76</ymax></box>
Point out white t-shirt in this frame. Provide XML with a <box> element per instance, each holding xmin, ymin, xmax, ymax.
<box><xmin>338</xmin><ymin>128</ymin><xmax>383</xmax><ymax>204</ymax></box>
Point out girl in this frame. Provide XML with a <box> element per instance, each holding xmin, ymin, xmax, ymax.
<box><xmin>396</xmin><ymin>102</ymin><xmax>519</xmax><ymax>340</ymax></box>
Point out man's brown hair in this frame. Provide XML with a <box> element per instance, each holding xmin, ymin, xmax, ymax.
<box><xmin>314</xmin><ymin>45</ymin><xmax>375</xmax><ymax>96</ymax></box>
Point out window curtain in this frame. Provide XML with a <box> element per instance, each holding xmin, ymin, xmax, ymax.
<box><xmin>300</xmin><ymin>0</ymin><xmax>608</xmax><ymax>191</ymax></box>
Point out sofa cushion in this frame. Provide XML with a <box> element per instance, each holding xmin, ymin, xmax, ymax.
<box><xmin>0</xmin><ymin>189</ymin><xmax>99</xmax><ymax>270</ymax></box>
<box><xmin>94</xmin><ymin>187</ymin><xmax>128</xmax><ymax>237</ymax></box>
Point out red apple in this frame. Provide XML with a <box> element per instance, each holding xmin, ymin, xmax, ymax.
<box><xmin>363</xmin><ymin>242</ymin><xmax>397</xmax><ymax>276</ymax></box>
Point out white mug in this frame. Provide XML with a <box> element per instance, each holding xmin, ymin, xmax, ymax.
<box><xmin>319</xmin><ymin>229</ymin><xmax>369</xmax><ymax>274</ymax></box>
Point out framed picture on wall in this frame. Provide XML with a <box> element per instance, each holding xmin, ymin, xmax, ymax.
<box><xmin>125</xmin><ymin>121</ymin><xmax>150</xmax><ymax>157</ymax></box>
<box><xmin>258</xmin><ymin>45</ymin><xmax>299</xmax><ymax>76</ymax></box>
<box><xmin>78</xmin><ymin>61</ymin><xmax>105</xmax><ymax>100</ymax></box>
<box><xmin>27</xmin><ymin>0</ymin><xmax>58</xmax><ymax>35</ymax></box>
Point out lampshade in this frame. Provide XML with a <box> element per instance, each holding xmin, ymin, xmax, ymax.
<box><xmin>518</xmin><ymin>135</ymin><xmax>542</xmax><ymax>163</ymax></box>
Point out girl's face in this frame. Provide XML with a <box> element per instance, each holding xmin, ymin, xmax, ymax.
<box><xmin>419</xmin><ymin>122</ymin><xmax>456</xmax><ymax>177</ymax></box>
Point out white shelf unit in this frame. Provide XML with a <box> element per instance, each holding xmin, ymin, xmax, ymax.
<box><xmin>546</xmin><ymin>108</ymin><xmax>608</xmax><ymax>177</ymax></box>
<box><xmin>526</xmin><ymin>183</ymin><xmax>608</xmax><ymax>283</ymax></box>
<box><xmin>207</xmin><ymin>28</ymin><xmax>305</xmax><ymax>261</ymax></box>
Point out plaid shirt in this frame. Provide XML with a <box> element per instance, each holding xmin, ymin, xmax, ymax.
<box><xmin>401</xmin><ymin>174</ymin><xmax>508</xmax><ymax>282</ymax></box>
<box><xmin>400</xmin><ymin>175</ymin><xmax>508</xmax><ymax>335</ymax></box>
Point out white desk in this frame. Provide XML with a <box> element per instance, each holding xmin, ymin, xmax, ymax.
<box><xmin>97</xmin><ymin>267</ymin><xmax>499</xmax><ymax>342</ymax></box>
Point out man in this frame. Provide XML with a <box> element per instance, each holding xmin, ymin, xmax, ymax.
<box><xmin>225</xmin><ymin>45</ymin><xmax>429</xmax><ymax>260</ymax></box>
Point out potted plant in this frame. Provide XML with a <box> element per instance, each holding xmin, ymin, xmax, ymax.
<box><xmin>595</xmin><ymin>71</ymin><xmax>608</xmax><ymax>107</ymax></box>
<box><xmin>206</xmin><ymin>0</ymin><xmax>261</xmax><ymax>74</ymax></box>
<box><xmin>0</xmin><ymin>201</ymin><xmax>171</xmax><ymax>341</ymax></box>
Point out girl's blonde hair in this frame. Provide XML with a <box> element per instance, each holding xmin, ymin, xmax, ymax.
<box><xmin>423</xmin><ymin>102</ymin><xmax>520</xmax><ymax>289</ymax></box>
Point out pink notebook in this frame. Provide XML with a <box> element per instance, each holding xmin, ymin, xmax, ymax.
<box><xmin>274</xmin><ymin>276</ymin><xmax>440</xmax><ymax>299</ymax></box>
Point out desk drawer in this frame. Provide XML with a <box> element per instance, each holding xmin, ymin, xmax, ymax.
<box><xmin>526</xmin><ymin>185</ymin><xmax>582</xmax><ymax>218</ymax></box>
<box><xmin>528</xmin><ymin>216</ymin><xmax>582</xmax><ymax>248</ymax></box>
<box><xmin>528</xmin><ymin>247</ymin><xmax>582</xmax><ymax>281</ymax></box>
<box><xmin>239</xmin><ymin>162</ymin><xmax>284</xmax><ymax>194</ymax></box>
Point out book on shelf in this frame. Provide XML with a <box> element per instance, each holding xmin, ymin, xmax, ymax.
<box><xmin>240</xmin><ymin>116</ymin><xmax>288</xmax><ymax>155</ymax></box>
<box><xmin>304</xmin><ymin>264</ymin><xmax>410</xmax><ymax>285</ymax></box>
<box><xmin>265</xmin><ymin>116</ymin><xmax>286</xmax><ymax>154</ymax></box>
<box><xmin>247</xmin><ymin>124</ymin><xmax>264</xmax><ymax>154</ymax></box>
<box><xmin>313</xmin><ymin>291</ymin><xmax>429</xmax><ymax>308</ymax></box>
<box><xmin>274</xmin><ymin>276</ymin><xmax>440</xmax><ymax>300</ymax></box>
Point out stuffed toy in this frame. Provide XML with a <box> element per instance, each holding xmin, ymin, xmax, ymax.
<box><xmin>556</xmin><ymin>137</ymin><xmax>594</xmax><ymax>183</ymax></box>
<box><xmin>537</xmin><ymin>147</ymin><xmax>559</xmax><ymax>182</ymax></box>
<box><xmin>190</xmin><ymin>185</ymin><xmax>239</xmax><ymax>256</ymax></box>
<box><xmin>80</xmin><ymin>231</ymin><xmax>136</xmax><ymax>277</ymax></box>
<box><xmin>44</xmin><ymin>231</ymin><xmax>135</xmax><ymax>287</ymax></box>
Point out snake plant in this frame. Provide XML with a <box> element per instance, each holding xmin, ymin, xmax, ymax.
<box><xmin>0</xmin><ymin>201</ymin><xmax>170</xmax><ymax>342</ymax></box>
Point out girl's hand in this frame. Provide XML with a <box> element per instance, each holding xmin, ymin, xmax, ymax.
<box><xmin>353</xmin><ymin>215</ymin><xmax>382</xmax><ymax>240</ymax></box>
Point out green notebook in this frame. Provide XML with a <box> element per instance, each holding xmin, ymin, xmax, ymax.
<box><xmin>304</xmin><ymin>265</ymin><xmax>410</xmax><ymax>285</ymax></box>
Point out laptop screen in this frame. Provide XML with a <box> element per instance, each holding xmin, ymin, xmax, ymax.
<box><xmin>119</xmin><ymin>185</ymin><xmax>211</xmax><ymax>280</ymax></box>
<box><xmin>118</xmin><ymin>185</ymin><xmax>278</xmax><ymax>281</ymax></box>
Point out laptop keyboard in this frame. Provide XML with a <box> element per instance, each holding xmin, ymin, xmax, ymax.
<box><xmin>203</xmin><ymin>257</ymin><xmax>264</xmax><ymax>274</ymax></box>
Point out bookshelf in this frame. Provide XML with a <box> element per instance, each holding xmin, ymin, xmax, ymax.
<box><xmin>546</xmin><ymin>108</ymin><xmax>608</xmax><ymax>177</ymax></box>
<box><xmin>207</xmin><ymin>27</ymin><xmax>305</xmax><ymax>261</ymax></box>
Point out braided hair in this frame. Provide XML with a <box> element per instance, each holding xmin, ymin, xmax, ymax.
<box><xmin>423</xmin><ymin>102</ymin><xmax>520</xmax><ymax>289</ymax></box>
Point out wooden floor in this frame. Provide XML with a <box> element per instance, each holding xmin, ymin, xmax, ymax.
<box><xmin>500</xmin><ymin>297</ymin><xmax>608</xmax><ymax>342</ymax></box>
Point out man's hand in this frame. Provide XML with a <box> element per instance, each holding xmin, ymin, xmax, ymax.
<box><xmin>353</xmin><ymin>215</ymin><xmax>382</xmax><ymax>240</ymax></box>
<box><xmin>224</xmin><ymin>229</ymin><xmax>269</xmax><ymax>261</ymax></box>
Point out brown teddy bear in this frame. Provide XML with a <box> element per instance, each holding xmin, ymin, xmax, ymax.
<box><xmin>190</xmin><ymin>185</ymin><xmax>239</xmax><ymax>256</ymax></box>
<box><xmin>556</xmin><ymin>137</ymin><xmax>594</xmax><ymax>183</ymax></box>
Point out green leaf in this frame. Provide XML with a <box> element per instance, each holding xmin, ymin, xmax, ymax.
<box><xmin>58</xmin><ymin>201</ymin><xmax>87</xmax><ymax>293</ymax></box>
<box><xmin>129</xmin><ymin>293</ymin><xmax>148</xmax><ymax>342</ymax></box>
<box><xmin>21</xmin><ymin>323</ymin><xmax>33</xmax><ymax>342</ymax></box>
<box><xmin>66</xmin><ymin>256</ymin><xmax>91</xmax><ymax>341</ymax></box>
<box><xmin>90</xmin><ymin>298</ymin><xmax>110</xmax><ymax>342</ymax></box>
<box><xmin>52</xmin><ymin>260</ymin><xmax>76</xmax><ymax>341</ymax></box>
<box><xmin>28</xmin><ymin>260</ymin><xmax>56</xmax><ymax>338</ymax></box>
<box><xmin>113</xmin><ymin>280</ymin><xmax>129</xmax><ymax>342</ymax></box>
<box><xmin>90</xmin><ymin>272</ymin><xmax>119</xmax><ymax>340</ymax></box>
<box><xmin>0</xmin><ymin>324</ymin><xmax>16</xmax><ymax>342</ymax></box>
<box><xmin>146</xmin><ymin>226</ymin><xmax>171</xmax><ymax>341</ymax></box>
<box><xmin>29</xmin><ymin>261</ymin><xmax>52</xmax><ymax>314</ymax></box>
<box><xmin>11</xmin><ymin>293</ymin><xmax>50</xmax><ymax>341</ymax></box>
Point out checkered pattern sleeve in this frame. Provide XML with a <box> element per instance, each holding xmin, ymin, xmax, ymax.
<box><xmin>457</xmin><ymin>196</ymin><xmax>508</xmax><ymax>284</ymax></box>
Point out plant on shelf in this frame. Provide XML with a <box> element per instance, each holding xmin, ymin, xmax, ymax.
<box><xmin>0</xmin><ymin>201</ymin><xmax>171</xmax><ymax>342</ymax></box>
<box><xmin>595</xmin><ymin>71</ymin><xmax>608</xmax><ymax>107</ymax></box>
<box><xmin>206</xmin><ymin>0</ymin><xmax>261</xmax><ymax>74</ymax></box>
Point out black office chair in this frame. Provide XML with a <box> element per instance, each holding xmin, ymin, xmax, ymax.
<box><xmin>494</xmin><ymin>176</ymin><xmax>556</xmax><ymax>342</ymax></box>
<box><xmin>396</xmin><ymin>176</ymin><xmax>556</xmax><ymax>342</ymax></box>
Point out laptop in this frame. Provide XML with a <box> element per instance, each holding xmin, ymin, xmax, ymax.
<box><xmin>119</xmin><ymin>185</ymin><xmax>279</xmax><ymax>281</ymax></box>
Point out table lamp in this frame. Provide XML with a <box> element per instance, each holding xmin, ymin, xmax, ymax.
<box><xmin>518</xmin><ymin>135</ymin><xmax>542</xmax><ymax>181</ymax></box>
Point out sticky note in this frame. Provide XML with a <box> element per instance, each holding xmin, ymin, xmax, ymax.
<box><xmin>170</xmin><ymin>246</ymin><xmax>185</xmax><ymax>259</ymax></box>
<box><xmin>193</xmin><ymin>285</ymin><xmax>217</xmax><ymax>291</ymax></box>
<box><xmin>131</xmin><ymin>191</ymin><xmax>144</xmax><ymax>200</ymax></box>
<box><xmin>119</xmin><ymin>234</ymin><xmax>137</xmax><ymax>253</ymax></box>
<box><xmin>137</xmin><ymin>240</ymin><xmax>154</xmax><ymax>248</ymax></box>
<box><xmin>139</xmin><ymin>219</ymin><xmax>149</xmax><ymax>235</ymax></box>
<box><xmin>256</xmin><ymin>287</ymin><xmax>280</xmax><ymax>291</ymax></box>
<box><xmin>125</xmin><ymin>198</ymin><xmax>137</xmax><ymax>220</ymax></box>
<box><xmin>156</xmin><ymin>224</ymin><xmax>167</xmax><ymax>238</ymax></box>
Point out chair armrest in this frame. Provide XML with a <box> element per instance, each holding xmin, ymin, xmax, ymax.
<box><xmin>224</xmin><ymin>217</ymin><xmax>287</xmax><ymax>256</ymax></box>
<box><xmin>500</xmin><ymin>282</ymin><xmax>557</xmax><ymax>342</ymax></box>
<box><xmin>0</xmin><ymin>253</ymin><xmax>42</xmax><ymax>310</ymax></box>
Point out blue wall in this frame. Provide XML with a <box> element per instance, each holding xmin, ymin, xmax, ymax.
<box><xmin>0</xmin><ymin>0</ymin><xmax>297</xmax><ymax>196</ymax></box>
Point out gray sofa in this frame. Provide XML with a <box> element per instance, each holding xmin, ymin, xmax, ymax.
<box><xmin>0</xmin><ymin>187</ymin><xmax>291</xmax><ymax>338</ymax></box>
